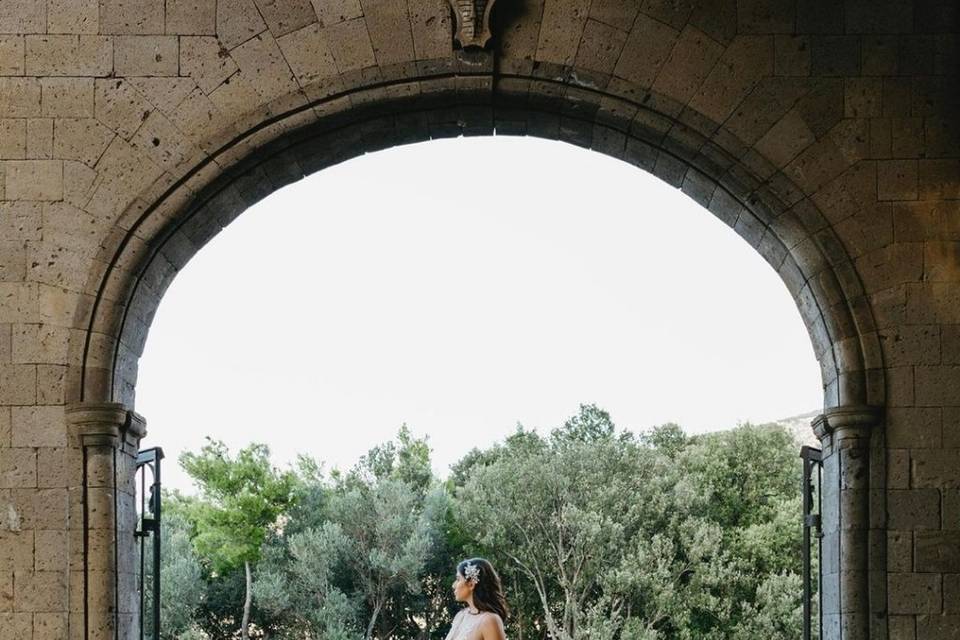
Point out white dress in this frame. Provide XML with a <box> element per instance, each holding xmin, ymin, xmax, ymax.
<box><xmin>444</xmin><ymin>608</ymin><xmax>491</xmax><ymax>640</ymax></box>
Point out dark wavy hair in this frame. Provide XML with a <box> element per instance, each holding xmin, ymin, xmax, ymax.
<box><xmin>457</xmin><ymin>557</ymin><xmax>510</xmax><ymax>620</ymax></box>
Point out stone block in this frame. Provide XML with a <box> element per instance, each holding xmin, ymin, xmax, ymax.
<box><xmin>36</xmin><ymin>448</ymin><xmax>78</xmax><ymax>489</ymax></box>
<box><xmin>114</xmin><ymin>36</ymin><xmax>179</xmax><ymax>76</ymax></box>
<box><xmin>93</xmin><ymin>78</ymin><xmax>154</xmax><ymax>140</ymax></box>
<box><xmin>325</xmin><ymin>17</ymin><xmax>377</xmax><ymax>73</ymax></box>
<box><xmin>889</xmin><ymin>530</ymin><xmax>913</xmax><ymax>573</ymax></box>
<box><xmin>917</xmin><ymin>615</ymin><xmax>960</xmax><ymax>640</ymax></box>
<box><xmin>947</xmin><ymin>574</ymin><xmax>960</xmax><ymax>614</ymax></box>
<box><xmin>276</xmin><ymin>24</ymin><xmax>337</xmax><ymax>86</ymax></box>
<box><xmin>25</xmin><ymin>36</ymin><xmax>113</xmax><ymax>77</ymax></box>
<box><xmin>217</xmin><ymin>0</ymin><xmax>269</xmax><ymax>49</ymax></box>
<box><xmin>652</xmin><ymin>25</ymin><xmax>724</xmax><ymax>106</ymax></box>
<box><xmin>12</xmin><ymin>324</ymin><xmax>71</xmax><ymax>365</ymax></box>
<box><xmin>0</xmin><ymin>78</ymin><xmax>41</xmax><ymax>118</ymax></box>
<box><xmin>0</xmin><ymin>409</ymin><xmax>9</xmax><ymax>447</ymax></box>
<box><xmin>254</xmin><ymin>0</ymin><xmax>317</xmax><ymax>37</ymax></box>
<box><xmin>946</xmin><ymin>408</ymin><xmax>960</xmax><ymax>449</ymax></box>
<box><xmin>0</xmin><ymin>119</ymin><xmax>25</xmax><ymax>159</ymax></box>
<box><xmin>11</xmin><ymin>407</ymin><xmax>65</xmax><ymax>449</ymax></box>
<box><xmin>37</xmin><ymin>364</ymin><xmax>67</xmax><ymax>405</ymax></box>
<box><xmin>129</xmin><ymin>110</ymin><xmax>195</xmax><ymax>171</ymax></box>
<box><xmin>916</xmin><ymin>531</ymin><xmax>960</xmax><ymax>573</ymax></box>
<box><xmin>0</xmin><ymin>36</ymin><xmax>23</xmax><ymax>75</ymax></box>
<box><xmin>737</xmin><ymin>0</ymin><xmax>794</xmax><ymax>33</ymax></box>
<box><xmin>0</xmin><ymin>449</ymin><xmax>36</xmax><ymax>489</ymax></box>
<box><xmin>0</xmin><ymin>0</ymin><xmax>45</xmax><ymax>33</ymax></box>
<box><xmin>888</xmin><ymin>615</ymin><xmax>916</xmax><ymax>640</ymax></box>
<box><xmin>0</xmin><ymin>613</ymin><xmax>31</xmax><ymax>639</ymax></box>
<box><xmin>41</xmin><ymin>78</ymin><xmax>94</xmax><ymax>118</ymax></box>
<box><xmin>845</xmin><ymin>77</ymin><xmax>882</xmax><ymax>118</ymax></box>
<box><xmin>923</xmin><ymin>242</ymin><xmax>960</xmax><ymax>283</ymax></box>
<box><xmin>913</xmin><ymin>450</ymin><xmax>960</xmax><ymax>489</ymax></box>
<box><xmin>227</xmin><ymin>31</ymin><xmax>298</xmax><ymax>104</ymax></box>
<box><xmin>311</xmin><ymin>0</ymin><xmax>361</xmax><ymax>25</ymax></box>
<box><xmin>0</xmin><ymin>364</ymin><xmax>35</xmax><ymax>404</ymax></box>
<box><xmin>13</xmin><ymin>569</ymin><xmax>67</xmax><ymax>613</ymax></box>
<box><xmin>3</xmin><ymin>159</ymin><xmax>63</xmax><ymax>201</ymax></box>
<box><xmin>26</xmin><ymin>118</ymin><xmax>53</xmax><ymax>159</ymax></box>
<box><xmin>755</xmin><ymin>110</ymin><xmax>816</xmax><ymax>169</ymax></box>
<box><xmin>811</xmin><ymin>35</ymin><xmax>860</xmax><ymax>77</ymax></box>
<box><xmin>575</xmin><ymin>19</ymin><xmax>627</xmax><ymax>75</ymax></box>
<box><xmin>48</xmin><ymin>0</ymin><xmax>99</xmax><ymax>34</ymax></box>
<box><xmin>612</xmin><ymin>13</ymin><xmax>677</xmax><ymax>88</ymax></box>
<box><xmin>691</xmin><ymin>35</ymin><xmax>773</xmax><ymax>125</ymax></box>
<box><xmin>0</xmin><ymin>529</ymin><xmax>33</xmax><ymax>572</ymax></box>
<box><xmin>34</xmin><ymin>613</ymin><xmax>68</xmax><ymax>638</ymax></box>
<box><xmin>880</xmin><ymin>326</ymin><xmax>941</xmax><ymax>369</ymax></box>
<box><xmin>774</xmin><ymin>35</ymin><xmax>809</xmax><ymax>76</ymax></box>
<box><xmin>888</xmin><ymin>490</ymin><xmax>941</xmax><ymax>530</ymax></box>
<box><xmin>33</xmin><ymin>530</ymin><xmax>66</xmax><ymax>572</ymax></box>
<box><xmin>886</xmin><ymin>406</ymin><xmax>941</xmax><ymax>449</ymax></box>
<box><xmin>889</xmin><ymin>572</ymin><xmax>942</xmax><ymax>614</ymax></box>
<box><xmin>915</xmin><ymin>367</ymin><xmax>960</xmax><ymax>407</ymax></box>
<box><xmin>166</xmin><ymin>0</ymin><xmax>217</xmax><ymax>35</ymax></box>
<box><xmin>878</xmin><ymin>160</ymin><xmax>918</xmax><ymax>201</ymax></box>
<box><xmin>99</xmin><ymin>0</ymin><xmax>164</xmax><ymax>34</ymax></box>
<box><xmin>53</xmin><ymin>118</ymin><xmax>115</xmax><ymax>167</ymax></box>
<box><xmin>180</xmin><ymin>36</ymin><xmax>239</xmax><ymax>94</ymax></box>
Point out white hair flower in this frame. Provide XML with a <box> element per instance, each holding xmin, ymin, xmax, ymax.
<box><xmin>463</xmin><ymin>562</ymin><xmax>481</xmax><ymax>584</ymax></box>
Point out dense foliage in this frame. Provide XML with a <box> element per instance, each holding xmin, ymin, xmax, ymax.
<box><xmin>156</xmin><ymin>407</ymin><xmax>808</xmax><ymax>639</ymax></box>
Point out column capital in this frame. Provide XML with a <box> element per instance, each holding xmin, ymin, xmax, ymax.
<box><xmin>66</xmin><ymin>402</ymin><xmax>147</xmax><ymax>447</ymax></box>
<box><xmin>812</xmin><ymin>405</ymin><xmax>883</xmax><ymax>443</ymax></box>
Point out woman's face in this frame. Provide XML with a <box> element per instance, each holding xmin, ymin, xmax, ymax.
<box><xmin>452</xmin><ymin>571</ymin><xmax>474</xmax><ymax>602</ymax></box>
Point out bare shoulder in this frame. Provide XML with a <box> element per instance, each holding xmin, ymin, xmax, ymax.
<box><xmin>480</xmin><ymin>612</ymin><xmax>506</xmax><ymax>639</ymax></box>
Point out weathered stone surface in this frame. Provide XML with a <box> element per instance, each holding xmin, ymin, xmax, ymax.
<box><xmin>0</xmin><ymin>78</ymin><xmax>41</xmax><ymax>118</ymax></box>
<box><xmin>3</xmin><ymin>160</ymin><xmax>63</xmax><ymax>201</ymax></box>
<box><xmin>889</xmin><ymin>572</ymin><xmax>943</xmax><ymax>614</ymax></box>
<box><xmin>99</xmin><ymin>0</ymin><xmax>164</xmax><ymax>35</ymax></box>
<box><xmin>888</xmin><ymin>490</ymin><xmax>941</xmax><ymax>530</ymax></box>
<box><xmin>47</xmin><ymin>0</ymin><xmax>98</xmax><ymax>34</ymax></box>
<box><xmin>114</xmin><ymin>36</ymin><xmax>179</xmax><ymax>77</ymax></box>
<box><xmin>0</xmin><ymin>36</ymin><xmax>24</xmax><ymax>75</ymax></box>
<box><xmin>165</xmin><ymin>0</ymin><xmax>217</xmax><ymax>35</ymax></box>
<box><xmin>24</xmin><ymin>36</ymin><xmax>113</xmax><ymax>77</ymax></box>
<box><xmin>0</xmin><ymin>3</ymin><xmax>954</xmax><ymax>637</ymax></box>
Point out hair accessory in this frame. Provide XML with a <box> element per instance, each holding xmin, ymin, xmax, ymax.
<box><xmin>463</xmin><ymin>562</ymin><xmax>481</xmax><ymax>584</ymax></box>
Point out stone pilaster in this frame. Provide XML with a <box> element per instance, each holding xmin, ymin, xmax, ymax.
<box><xmin>65</xmin><ymin>403</ymin><xmax>146</xmax><ymax>640</ymax></box>
<box><xmin>814</xmin><ymin>406</ymin><xmax>884</xmax><ymax>640</ymax></box>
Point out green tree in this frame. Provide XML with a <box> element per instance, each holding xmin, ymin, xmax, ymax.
<box><xmin>155</xmin><ymin>493</ymin><xmax>207</xmax><ymax>640</ymax></box>
<box><xmin>179</xmin><ymin>440</ymin><xmax>297</xmax><ymax>640</ymax></box>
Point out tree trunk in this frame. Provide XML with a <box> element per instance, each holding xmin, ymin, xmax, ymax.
<box><xmin>241</xmin><ymin>560</ymin><xmax>252</xmax><ymax>640</ymax></box>
<box><xmin>365</xmin><ymin>599</ymin><xmax>382</xmax><ymax>640</ymax></box>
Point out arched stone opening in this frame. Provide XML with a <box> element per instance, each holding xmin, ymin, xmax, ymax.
<box><xmin>62</xmin><ymin>66</ymin><xmax>887</xmax><ymax>639</ymax></box>
<box><xmin>68</xmin><ymin>70</ymin><xmax>883</xmax><ymax>411</ymax></box>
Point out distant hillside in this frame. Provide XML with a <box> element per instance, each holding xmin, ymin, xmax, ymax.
<box><xmin>769</xmin><ymin>410</ymin><xmax>821</xmax><ymax>448</ymax></box>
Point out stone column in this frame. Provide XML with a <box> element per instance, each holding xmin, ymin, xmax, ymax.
<box><xmin>814</xmin><ymin>405</ymin><xmax>883</xmax><ymax>640</ymax></box>
<box><xmin>66</xmin><ymin>403</ymin><xmax>146</xmax><ymax>640</ymax></box>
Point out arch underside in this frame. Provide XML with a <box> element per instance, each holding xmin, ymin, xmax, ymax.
<box><xmin>72</xmin><ymin>61</ymin><xmax>884</xmax><ymax>412</ymax></box>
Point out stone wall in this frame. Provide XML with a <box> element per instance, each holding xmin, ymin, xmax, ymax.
<box><xmin>0</xmin><ymin>1</ymin><xmax>957</xmax><ymax>639</ymax></box>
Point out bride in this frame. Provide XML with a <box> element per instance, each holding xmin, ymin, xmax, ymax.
<box><xmin>445</xmin><ymin>558</ymin><xmax>509</xmax><ymax>640</ymax></box>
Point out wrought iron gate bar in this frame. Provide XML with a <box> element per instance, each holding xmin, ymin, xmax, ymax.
<box><xmin>135</xmin><ymin>447</ymin><xmax>164</xmax><ymax>640</ymax></box>
<box><xmin>800</xmin><ymin>446</ymin><xmax>823</xmax><ymax>640</ymax></box>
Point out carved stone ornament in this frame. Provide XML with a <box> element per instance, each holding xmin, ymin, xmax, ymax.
<box><xmin>448</xmin><ymin>0</ymin><xmax>498</xmax><ymax>49</ymax></box>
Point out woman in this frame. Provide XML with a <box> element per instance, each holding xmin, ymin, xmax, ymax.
<box><xmin>445</xmin><ymin>558</ymin><xmax>509</xmax><ymax>640</ymax></box>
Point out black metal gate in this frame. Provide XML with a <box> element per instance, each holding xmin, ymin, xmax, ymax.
<box><xmin>800</xmin><ymin>446</ymin><xmax>822</xmax><ymax>640</ymax></box>
<box><xmin>136</xmin><ymin>447</ymin><xmax>164</xmax><ymax>640</ymax></box>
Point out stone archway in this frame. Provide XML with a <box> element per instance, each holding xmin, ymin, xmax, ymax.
<box><xmin>0</xmin><ymin>1</ymin><xmax>955</xmax><ymax>639</ymax></box>
<box><xmin>74</xmin><ymin>57</ymin><xmax>884</xmax><ymax>640</ymax></box>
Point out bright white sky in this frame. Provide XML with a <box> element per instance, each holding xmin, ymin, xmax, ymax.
<box><xmin>136</xmin><ymin>136</ymin><xmax>822</xmax><ymax>493</ymax></box>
